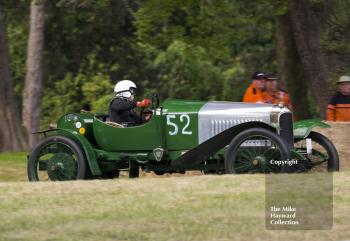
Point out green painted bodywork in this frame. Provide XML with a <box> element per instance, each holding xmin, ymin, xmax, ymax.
<box><xmin>93</xmin><ymin>116</ymin><xmax>162</xmax><ymax>151</ymax></box>
<box><xmin>56</xmin><ymin>113</ymin><xmax>102</xmax><ymax>175</ymax></box>
<box><xmin>53</xmin><ymin>99</ymin><xmax>207</xmax><ymax>175</ymax></box>
<box><xmin>293</xmin><ymin>119</ymin><xmax>331</xmax><ymax>139</ymax></box>
<box><xmin>90</xmin><ymin>99</ymin><xmax>205</xmax><ymax>152</ymax></box>
<box><xmin>162</xmin><ymin>99</ymin><xmax>205</xmax><ymax>150</ymax></box>
<box><xmin>56</xmin><ymin>128</ymin><xmax>102</xmax><ymax>176</ymax></box>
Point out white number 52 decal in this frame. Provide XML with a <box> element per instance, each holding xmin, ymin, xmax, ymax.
<box><xmin>180</xmin><ymin>114</ymin><xmax>192</xmax><ymax>135</ymax></box>
<box><xmin>166</xmin><ymin>115</ymin><xmax>178</xmax><ymax>135</ymax></box>
<box><xmin>166</xmin><ymin>114</ymin><xmax>192</xmax><ymax>136</ymax></box>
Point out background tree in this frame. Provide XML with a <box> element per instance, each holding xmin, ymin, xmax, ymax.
<box><xmin>22</xmin><ymin>0</ymin><xmax>46</xmax><ymax>149</ymax></box>
<box><xmin>321</xmin><ymin>0</ymin><xmax>350</xmax><ymax>78</ymax></box>
<box><xmin>0</xmin><ymin>4</ymin><xmax>27</xmax><ymax>151</ymax></box>
<box><xmin>276</xmin><ymin>12</ymin><xmax>311</xmax><ymax>120</ymax></box>
<box><xmin>1</xmin><ymin>0</ymin><xmax>350</xmax><ymax>152</ymax></box>
<box><xmin>287</xmin><ymin>0</ymin><xmax>332</xmax><ymax>118</ymax></box>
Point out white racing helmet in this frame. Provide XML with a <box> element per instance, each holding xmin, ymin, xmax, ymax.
<box><xmin>114</xmin><ymin>80</ymin><xmax>137</xmax><ymax>98</ymax></box>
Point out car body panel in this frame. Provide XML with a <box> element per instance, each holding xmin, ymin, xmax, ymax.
<box><xmin>162</xmin><ymin>99</ymin><xmax>206</xmax><ymax>150</ymax></box>
<box><xmin>198</xmin><ymin>101</ymin><xmax>273</xmax><ymax>144</ymax></box>
<box><xmin>93</xmin><ymin>116</ymin><xmax>162</xmax><ymax>151</ymax></box>
<box><xmin>293</xmin><ymin>119</ymin><xmax>331</xmax><ymax>139</ymax></box>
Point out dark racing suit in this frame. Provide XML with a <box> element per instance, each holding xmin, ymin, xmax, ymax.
<box><xmin>108</xmin><ymin>97</ymin><xmax>141</xmax><ymax>126</ymax></box>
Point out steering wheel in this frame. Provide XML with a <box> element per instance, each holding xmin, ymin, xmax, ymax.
<box><xmin>140</xmin><ymin>94</ymin><xmax>160</xmax><ymax>122</ymax></box>
<box><xmin>151</xmin><ymin>94</ymin><xmax>160</xmax><ymax>109</ymax></box>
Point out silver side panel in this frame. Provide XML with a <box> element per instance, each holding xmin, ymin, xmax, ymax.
<box><xmin>198</xmin><ymin>101</ymin><xmax>274</xmax><ymax>144</ymax></box>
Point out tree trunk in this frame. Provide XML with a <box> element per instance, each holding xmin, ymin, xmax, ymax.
<box><xmin>276</xmin><ymin>13</ymin><xmax>311</xmax><ymax>120</ymax></box>
<box><xmin>0</xmin><ymin>5</ymin><xmax>27</xmax><ymax>151</ymax></box>
<box><xmin>23</xmin><ymin>0</ymin><xmax>46</xmax><ymax>149</ymax></box>
<box><xmin>288</xmin><ymin>0</ymin><xmax>333</xmax><ymax>119</ymax></box>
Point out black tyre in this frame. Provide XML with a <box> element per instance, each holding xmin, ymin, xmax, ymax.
<box><xmin>294</xmin><ymin>131</ymin><xmax>339</xmax><ymax>172</ymax></box>
<box><xmin>28</xmin><ymin>136</ymin><xmax>87</xmax><ymax>181</ymax></box>
<box><xmin>225</xmin><ymin>128</ymin><xmax>291</xmax><ymax>174</ymax></box>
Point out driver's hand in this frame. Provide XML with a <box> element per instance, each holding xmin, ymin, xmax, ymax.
<box><xmin>137</xmin><ymin>99</ymin><xmax>152</xmax><ymax>108</ymax></box>
<box><xmin>145</xmin><ymin>113</ymin><xmax>152</xmax><ymax>121</ymax></box>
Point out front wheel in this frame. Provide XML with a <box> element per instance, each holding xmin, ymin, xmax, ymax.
<box><xmin>28</xmin><ymin>136</ymin><xmax>87</xmax><ymax>181</ymax></box>
<box><xmin>294</xmin><ymin>131</ymin><xmax>339</xmax><ymax>172</ymax></box>
<box><xmin>225</xmin><ymin>128</ymin><xmax>291</xmax><ymax>174</ymax></box>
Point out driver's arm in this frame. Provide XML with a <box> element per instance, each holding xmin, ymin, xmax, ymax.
<box><xmin>110</xmin><ymin>98</ymin><xmax>137</xmax><ymax>112</ymax></box>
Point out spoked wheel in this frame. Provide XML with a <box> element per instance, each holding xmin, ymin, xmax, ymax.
<box><xmin>225</xmin><ymin>128</ymin><xmax>291</xmax><ymax>174</ymax></box>
<box><xmin>28</xmin><ymin>136</ymin><xmax>87</xmax><ymax>181</ymax></box>
<box><xmin>294</xmin><ymin>131</ymin><xmax>339</xmax><ymax>172</ymax></box>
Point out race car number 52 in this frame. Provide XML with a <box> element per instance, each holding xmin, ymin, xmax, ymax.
<box><xmin>166</xmin><ymin>114</ymin><xmax>192</xmax><ymax>135</ymax></box>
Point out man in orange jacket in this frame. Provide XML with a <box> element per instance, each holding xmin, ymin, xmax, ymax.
<box><xmin>263</xmin><ymin>74</ymin><xmax>292</xmax><ymax>110</ymax></box>
<box><xmin>327</xmin><ymin>75</ymin><xmax>350</xmax><ymax>121</ymax></box>
<box><xmin>242</xmin><ymin>72</ymin><xmax>266</xmax><ymax>103</ymax></box>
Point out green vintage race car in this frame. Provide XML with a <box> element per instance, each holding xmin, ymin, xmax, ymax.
<box><xmin>27</xmin><ymin>96</ymin><xmax>339</xmax><ymax>181</ymax></box>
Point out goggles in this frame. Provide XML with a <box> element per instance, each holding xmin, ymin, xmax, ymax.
<box><xmin>129</xmin><ymin>87</ymin><xmax>136</xmax><ymax>95</ymax></box>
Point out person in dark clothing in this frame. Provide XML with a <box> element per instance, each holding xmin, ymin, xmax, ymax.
<box><xmin>109</xmin><ymin>80</ymin><xmax>151</xmax><ymax>126</ymax></box>
<box><xmin>109</xmin><ymin>97</ymin><xmax>140</xmax><ymax>125</ymax></box>
<box><xmin>327</xmin><ymin>75</ymin><xmax>350</xmax><ymax>121</ymax></box>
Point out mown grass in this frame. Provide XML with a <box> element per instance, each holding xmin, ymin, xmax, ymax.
<box><xmin>0</xmin><ymin>152</ymin><xmax>28</xmax><ymax>182</ymax></box>
<box><xmin>0</xmin><ymin>173</ymin><xmax>349</xmax><ymax>241</ymax></box>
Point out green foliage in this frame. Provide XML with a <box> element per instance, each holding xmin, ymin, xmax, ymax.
<box><xmin>41</xmin><ymin>53</ymin><xmax>114</xmax><ymax>128</ymax></box>
<box><xmin>135</xmin><ymin>0</ymin><xmax>282</xmax><ymax>101</ymax></box>
<box><xmin>151</xmin><ymin>40</ymin><xmax>222</xmax><ymax>100</ymax></box>
<box><xmin>135</xmin><ymin>0</ymin><xmax>282</xmax><ymax>63</ymax></box>
<box><xmin>38</xmin><ymin>0</ymin><xmax>286</xmax><ymax>126</ymax></box>
<box><xmin>322</xmin><ymin>0</ymin><xmax>350</xmax><ymax>51</ymax></box>
<box><xmin>321</xmin><ymin>0</ymin><xmax>350</xmax><ymax>76</ymax></box>
<box><xmin>90</xmin><ymin>94</ymin><xmax>113</xmax><ymax>114</ymax></box>
<box><xmin>4</xmin><ymin>1</ymin><xmax>29</xmax><ymax>98</ymax></box>
<box><xmin>39</xmin><ymin>0</ymin><xmax>148</xmax><ymax>126</ymax></box>
<box><xmin>221</xmin><ymin>64</ymin><xmax>245</xmax><ymax>101</ymax></box>
<box><xmin>7</xmin><ymin>22</ymin><xmax>28</xmax><ymax>98</ymax></box>
<box><xmin>8</xmin><ymin>0</ymin><xmax>347</xmax><ymax>125</ymax></box>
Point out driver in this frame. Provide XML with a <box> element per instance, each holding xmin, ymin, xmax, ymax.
<box><xmin>109</xmin><ymin>80</ymin><xmax>151</xmax><ymax>126</ymax></box>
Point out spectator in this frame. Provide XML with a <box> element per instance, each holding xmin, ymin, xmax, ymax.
<box><xmin>263</xmin><ymin>74</ymin><xmax>292</xmax><ymax>110</ymax></box>
<box><xmin>242</xmin><ymin>72</ymin><xmax>266</xmax><ymax>103</ymax></box>
<box><xmin>326</xmin><ymin>75</ymin><xmax>350</xmax><ymax>121</ymax></box>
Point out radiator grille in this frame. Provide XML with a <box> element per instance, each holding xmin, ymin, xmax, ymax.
<box><xmin>210</xmin><ymin>118</ymin><xmax>268</xmax><ymax>137</ymax></box>
<box><xmin>279</xmin><ymin>112</ymin><xmax>294</xmax><ymax>150</ymax></box>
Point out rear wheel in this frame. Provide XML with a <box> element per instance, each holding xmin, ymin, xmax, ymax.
<box><xmin>225</xmin><ymin>128</ymin><xmax>291</xmax><ymax>174</ymax></box>
<box><xmin>294</xmin><ymin>131</ymin><xmax>339</xmax><ymax>172</ymax></box>
<box><xmin>28</xmin><ymin>136</ymin><xmax>87</xmax><ymax>181</ymax></box>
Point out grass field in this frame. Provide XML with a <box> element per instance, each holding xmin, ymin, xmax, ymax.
<box><xmin>0</xmin><ymin>152</ymin><xmax>28</xmax><ymax>182</ymax></box>
<box><xmin>0</xmin><ymin>153</ymin><xmax>349</xmax><ymax>241</ymax></box>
